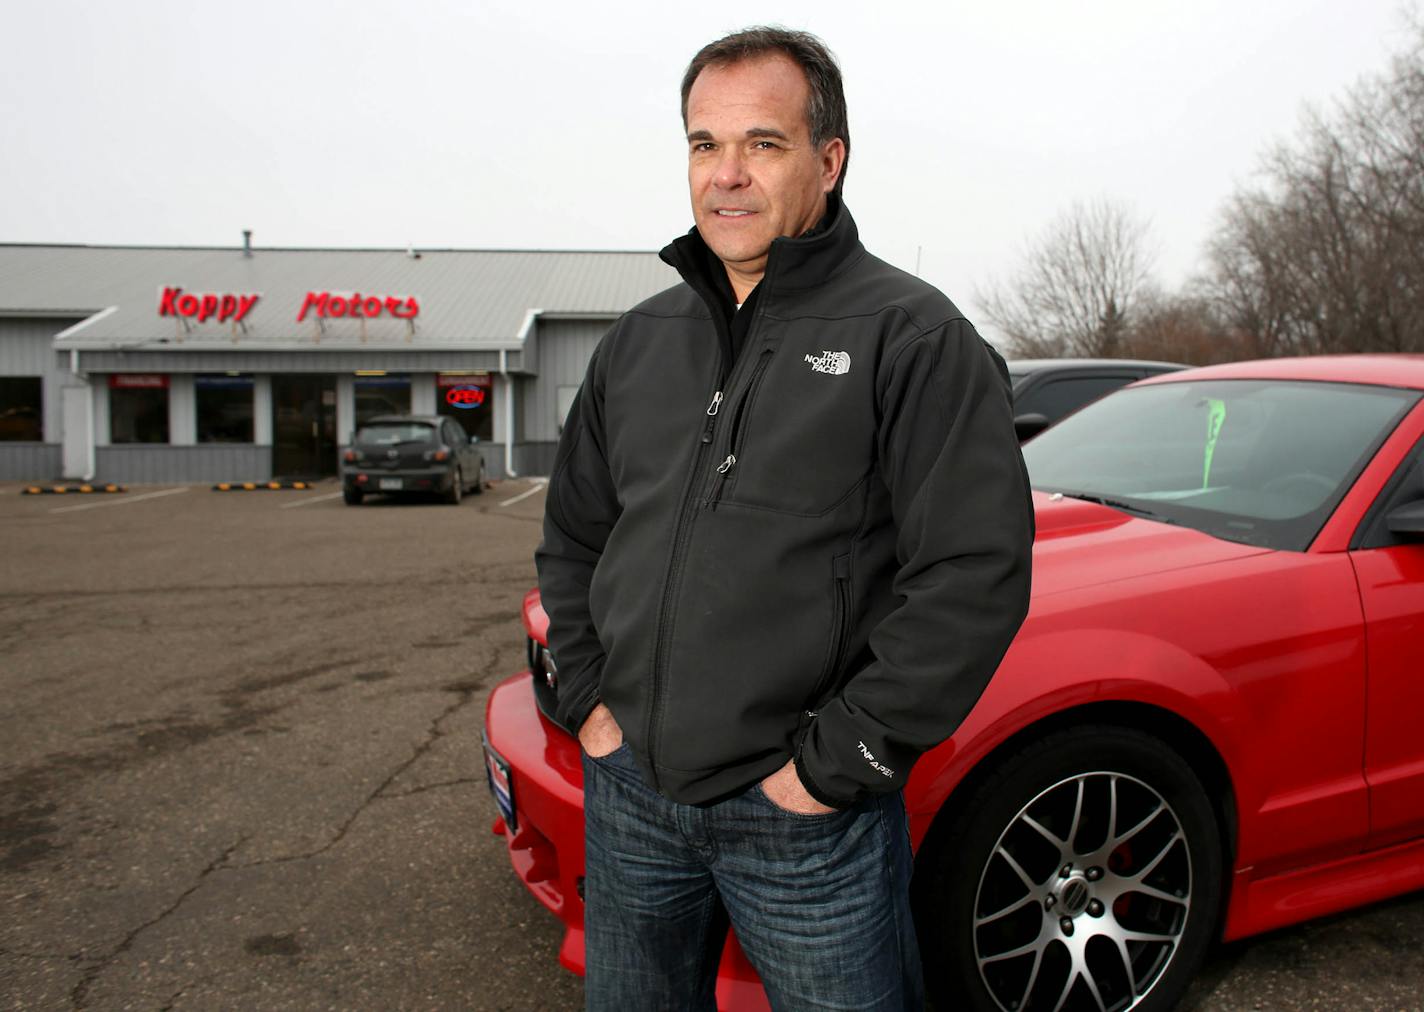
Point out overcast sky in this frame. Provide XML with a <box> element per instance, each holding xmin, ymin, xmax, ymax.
<box><xmin>1</xmin><ymin>0</ymin><xmax>1413</xmax><ymax>330</ymax></box>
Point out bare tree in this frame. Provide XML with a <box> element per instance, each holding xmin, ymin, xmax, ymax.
<box><xmin>977</xmin><ymin>199</ymin><xmax>1156</xmax><ymax>359</ymax></box>
<box><xmin>1204</xmin><ymin>20</ymin><xmax>1424</xmax><ymax>355</ymax></box>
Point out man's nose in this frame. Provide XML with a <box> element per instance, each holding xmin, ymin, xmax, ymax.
<box><xmin>712</xmin><ymin>148</ymin><xmax>749</xmax><ymax>189</ymax></box>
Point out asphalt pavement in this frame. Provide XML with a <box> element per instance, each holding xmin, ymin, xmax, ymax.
<box><xmin>0</xmin><ymin>477</ymin><xmax>1420</xmax><ymax>1010</ymax></box>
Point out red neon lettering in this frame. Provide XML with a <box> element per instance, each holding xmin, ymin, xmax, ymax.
<box><xmin>391</xmin><ymin>296</ymin><xmax>419</xmax><ymax>319</ymax></box>
<box><xmin>159</xmin><ymin>287</ymin><xmax>180</xmax><ymax>315</ymax></box>
<box><xmin>384</xmin><ymin>297</ymin><xmax>401</xmax><ymax>315</ymax></box>
<box><xmin>445</xmin><ymin>387</ymin><xmax>487</xmax><ymax>406</ymax></box>
<box><xmin>177</xmin><ymin>294</ymin><xmax>200</xmax><ymax>317</ymax></box>
<box><xmin>198</xmin><ymin>294</ymin><xmax>218</xmax><ymax>322</ymax></box>
<box><xmin>298</xmin><ymin>291</ymin><xmax>326</xmax><ymax>322</ymax></box>
<box><xmin>236</xmin><ymin>294</ymin><xmax>259</xmax><ymax>321</ymax></box>
<box><xmin>364</xmin><ymin>296</ymin><xmax>382</xmax><ymax>317</ymax></box>
<box><xmin>329</xmin><ymin>296</ymin><xmax>348</xmax><ymax>317</ymax></box>
<box><xmin>218</xmin><ymin>295</ymin><xmax>237</xmax><ymax>322</ymax></box>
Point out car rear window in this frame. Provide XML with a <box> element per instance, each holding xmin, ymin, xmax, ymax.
<box><xmin>354</xmin><ymin>422</ymin><xmax>436</xmax><ymax>445</ymax></box>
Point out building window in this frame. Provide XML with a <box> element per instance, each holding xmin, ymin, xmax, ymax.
<box><xmin>109</xmin><ymin>375</ymin><xmax>169</xmax><ymax>444</ymax></box>
<box><xmin>437</xmin><ymin>373</ymin><xmax>494</xmax><ymax>441</ymax></box>
<box><xmin>0</xmin><ymin>376</ymin><xmax>43</xmax><ymax>441</ymax></box>
<box><xmin>196</xmin><ymin>374</ymin><xmax>254</xmax><ymax>443</ymax></box>
<box><xmin>355</xmin><ymin>374</ymin><xmax>411</xmax><ymax>428</ymax></box>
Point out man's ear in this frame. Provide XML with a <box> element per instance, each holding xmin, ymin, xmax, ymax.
<box><xmin>820</xmin><ymin>138</ymin><xmax>846</xmax><ymax>193</ymax></box>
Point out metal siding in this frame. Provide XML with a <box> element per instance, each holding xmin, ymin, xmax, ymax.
<box><xmin>94</xmin><ymin>445</ymin><xmax>273</xmax><ymax>484</ymax></box>
<box><xmin>0</xmin><ymin>444</ymin><xmax>62</xmax><ymax>481</ymax></box>
<box><xmin>512</xmin><ymin>441</ymin><xmax>558</xmax><ymax>477</ymax></box>
<box><xmin>480</xmin><ymin>442</ymin><xmax>507</xmax><ymax>480</ymax></box>
<box><xmin>524</xmin><ymin>319</ymin><xmax>608</xmax><ymax>443</ymax></box>
<box><xmin>0</xmin><ymin>316</ymin><xmax>84</xmax><ymax>443</ymax></box>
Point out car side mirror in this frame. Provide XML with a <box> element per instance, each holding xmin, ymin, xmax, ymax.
<box><xmin>469</xmin><ymin>434</ymin><xmax>480</xmax><ymax>444</ymax></box>
<box><xmin>1385</xmin><ymin>499</ymin><xmax>1424</xmax><ymax>538</ymax></box>
<box><xmin>1014</xmin><ymin>413</ymin><xmax>1050</xmax><ymax>442</ymax></box>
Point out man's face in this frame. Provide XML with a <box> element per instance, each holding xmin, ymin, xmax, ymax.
<box><xmin>685</xmin><ymin>54</ymin><xmax>845</xmax><ymax>293</ymax></box>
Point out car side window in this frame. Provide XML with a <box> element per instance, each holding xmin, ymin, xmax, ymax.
<box><xmin>445</xmin><ymin>422</ymin><xmax>463</xmax><ymax>447</ymax></box>
<box><xmin>1352</xmin><ymin>436</ymin><xmax>1424</xmax><ymax>550</ymax></box>
<box><xmin>1015</xmin><ymin>375</ymin><xmax>1135</xmax><ymax>423</ymax></box>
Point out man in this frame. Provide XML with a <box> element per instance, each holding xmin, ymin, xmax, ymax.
<box><xmin>536</xmin><ymin>26</ymin><xmax>1033</xmax><ymax>1011</ymax></box>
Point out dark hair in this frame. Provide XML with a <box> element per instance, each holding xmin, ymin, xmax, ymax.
<box><xmin>680</xmin><ymin>26</ymin><xmax>850</xmax><ymax>194</ymax></box>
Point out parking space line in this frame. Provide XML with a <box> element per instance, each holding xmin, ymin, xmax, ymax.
<box><xmin>499</xmin><ymin>479</ymin><xmax>548</xmax><ymax>507</ymax></box>
<box><xmin>280</xmin><ymin>491</ymin><xmax>345</xmax><ymax>509</ymax></box>
<box><xmin>50</xmin><ymin>486</ymin><xmax>190</xmax><ymax>514</ymax></box>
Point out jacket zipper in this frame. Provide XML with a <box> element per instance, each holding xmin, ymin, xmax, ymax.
<box><xmin>708</xmin><ymin>349</ymin><xmax>773</xmax><ymax>510</ymax></box>
<box><xmin>644</xmin><ymin>256</ymin><xmax>767</xmax><ymax>792</ymax></box>
<box><xmin>645</xmin><ymin>383</ymin><xmax>726</xmax><ymax>792</ymax></box>
<box><xmin>806</xmin><ymin>554</ymin><xmax>853</xmax><ymax>719</ymax></box>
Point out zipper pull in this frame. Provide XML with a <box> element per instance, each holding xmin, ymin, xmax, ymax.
<box><xmin>706</xmin><ymin>391</ymin><xmax>723</xmax><ymax>416</ymax></box>
<box><xmin>716</xmin><ymin>453</ymin><xmax>736</xmax><ymax>474</ymax></box>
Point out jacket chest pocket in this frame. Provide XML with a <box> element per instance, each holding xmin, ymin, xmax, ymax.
<box><xmin>714</xmin><ymin>343</ymin><xmax>877</xmax><ymax>516</ymax></box>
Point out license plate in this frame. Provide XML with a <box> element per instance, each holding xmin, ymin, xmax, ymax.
<box><xmin>482</xmin><ymin>733</ymin><xmax>516</xmax><ymax>833</ymax></box>
<box><xmin>379</xmin><ymin>477</ymin><xmax>402</xmax><ymax>491</ymax></box>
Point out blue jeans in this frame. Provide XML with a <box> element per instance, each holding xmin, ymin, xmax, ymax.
<box><xmin>581</xmin><ymin>743</ymin><xmax>924</xmax><ymax>1011</ymax></box>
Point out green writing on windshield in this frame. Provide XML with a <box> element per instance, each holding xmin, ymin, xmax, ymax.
<box><xmin>1203</xmin><ymin>398</ymin><xmax>1227</xmax><ymax>488</ymax></box>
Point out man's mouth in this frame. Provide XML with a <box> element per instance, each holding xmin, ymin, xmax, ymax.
<box><xmin>715</xmin><ymin>210</ymin><xmax>754</xmax><ymax>217</ymax></box>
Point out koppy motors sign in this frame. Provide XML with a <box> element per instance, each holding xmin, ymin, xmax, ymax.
<box><xmin>156</xmin><ymin>287</ymin><xmax>420</xmax><ymax>324</ymax></box>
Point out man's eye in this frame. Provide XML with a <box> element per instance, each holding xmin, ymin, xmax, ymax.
<box><xmin>691</xmin><ymin>142</ymin><xmax>716</xmax><ymax>153</ymax></box>
<box><xmin>753</xmin><ymin>140</ymin><xmax>779</xmax><ymax>150</ymax></box>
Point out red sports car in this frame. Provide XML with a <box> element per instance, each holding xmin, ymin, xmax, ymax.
<box><xmin>483</xmin><ymin>355</ymin><xmax>1424</xmax><ymax>1011</ymax></box>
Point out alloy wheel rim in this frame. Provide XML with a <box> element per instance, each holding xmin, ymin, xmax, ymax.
<box><xmin>972</xmin><ymin>771</ymin><xmax>1192</xmax><ymax>1011</ymax></box>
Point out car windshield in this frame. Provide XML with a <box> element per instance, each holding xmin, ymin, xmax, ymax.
<box><xmin>355</xmin><ymin>422</ymin><xmax>435</xmax><ymax>445</ymax></box>
<box><xmin>1022</xmin><ymin>378</ymin><xmax>1418</xmax><ymax>551</ymax></box>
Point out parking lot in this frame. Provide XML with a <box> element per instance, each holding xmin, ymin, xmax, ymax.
<box><xmin>0</xmin><ymin>479</ymin><xmax>1421</xmax><ymax>1010</ymax></box>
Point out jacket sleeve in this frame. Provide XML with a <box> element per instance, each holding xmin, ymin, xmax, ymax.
<box><xmin>534</xmin><ymin>340</ymin><xmax>622</xmax><ymax>736</ymax></box>
<box><xmin>795</xmin><ymin>318</ymin><xmax>1035</xmax><ymax>806</ymax></box>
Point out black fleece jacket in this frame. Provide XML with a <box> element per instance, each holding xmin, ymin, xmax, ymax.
<box><xmin>535</xmin><ymin>198</ymin><xmax>1034</xmax><ymax>807</ymax></box>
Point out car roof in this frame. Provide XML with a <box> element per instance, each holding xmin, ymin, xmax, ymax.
<box><xmin>1134</xmin><ymin>354</ymin><xmax>1424</xmax><ymax>391</ymax></box>
<box><xmin>361</xmin><ymin>414</ymin><xmax>445</xmax><ymax>425</ymax></box>
<box><xmin>1006</xmin><ymin>357</ymin><xmax>1187</xmax><ymax>373</ymax></box>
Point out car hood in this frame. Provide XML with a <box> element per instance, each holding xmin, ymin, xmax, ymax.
<box><xmin>1029</xmin><ymin>490</ymin><xmax>1271</xmax><ymax>599</ymax></box>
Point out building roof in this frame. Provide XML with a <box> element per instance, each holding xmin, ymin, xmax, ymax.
<box><xmin>0</xmin><ymin>243</ymin><xmax>679</xmax><ymax>349</ymax></box>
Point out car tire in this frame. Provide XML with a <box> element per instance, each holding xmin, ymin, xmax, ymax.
<box><xmin>471</xmin><ymin>463</ymin><xmax>485</xmax><ymax>495</ymax></box>
<box><xmin>916</xmin><ymin>725</ymin><xmax>1222</xmax><ymax>1012</ymax></box>
<box><xmin>343</xmin><ymin>488</ymin><xmax>363</xmax><ymax>506</ymax></box>
<box><xmin>445</xmin><ymin>468</ymin><xmax>463</xmax><ymax>505</ymax></box>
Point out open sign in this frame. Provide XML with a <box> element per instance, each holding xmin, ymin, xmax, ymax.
<box><xmin>445</xmin><ymin>386</ymin><xmax>487</xmax><ymax>409</ymax></box>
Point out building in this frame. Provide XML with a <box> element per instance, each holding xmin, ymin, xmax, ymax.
<box><xmin>0</xmin><ymin>238</ymin><xmax>677</xmax><ymax>483</ymax></box>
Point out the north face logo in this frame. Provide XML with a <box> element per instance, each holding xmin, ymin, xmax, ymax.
<box><xmin>804</xmin><ymin>350</ymin><xmax>851</xmax><ymax>375</ymax></box>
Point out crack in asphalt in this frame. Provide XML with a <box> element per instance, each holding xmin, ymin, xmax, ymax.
<box><xmin>379</xmin><ymin>776</ymin><xmax>485</xmax><ymax>800</ymax></box>
<box><xmin>69</xmin><ymin>836</ymin><xmax>246</xmax><ymax>1010</ymax></box>
<box><xmin>227</xmin><ymin>649</ymin><xmax>501</xmax><ymax>872</ymax></box>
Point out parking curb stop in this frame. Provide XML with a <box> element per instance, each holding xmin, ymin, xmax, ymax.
<box><xmin>212</xmin><ymin>481</ymin><xmax>315</xmax><ymax>491</ymax></box>
<box><xmin>22</xmin><ymin>484</ymin><xmax>125</xmax><ymax>495</ymax></box>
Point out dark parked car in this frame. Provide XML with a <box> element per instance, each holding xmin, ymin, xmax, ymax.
<box><xmin>341</xmin><ymin>414</ymin><xmax>485</xmax><ymax>505</ymax></box>
<box><xmin>1009</xmin><ymin>358</ymin><xmax>1186</xmax><ymax>441</ymax></box>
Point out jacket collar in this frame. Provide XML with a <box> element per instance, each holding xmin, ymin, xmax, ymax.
<box><xmin>660</xmin><ymin>193</ymin><xmax>865</xmax><ymax>303</ymax></box>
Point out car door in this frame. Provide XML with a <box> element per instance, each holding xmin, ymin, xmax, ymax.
<box><xmin>1348</xmin><ymin>431</ymin><xmax>1424</xmax><ymax>849</ymax></box>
